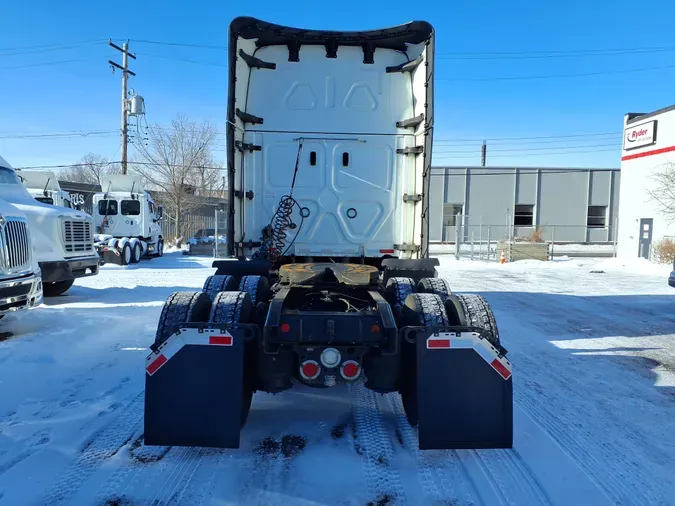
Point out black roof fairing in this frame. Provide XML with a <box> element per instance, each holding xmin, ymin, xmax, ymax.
<box><xmin>229</xmin><ymin>16</ymin><xmax>434</xmax><ymax>51</ymax></box>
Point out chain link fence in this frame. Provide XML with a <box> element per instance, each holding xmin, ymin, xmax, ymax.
<box><xmin>162</xmin><ymin>213</ymin><xmax>216</xmax><ymax>244</ymax></box>
<box><xmin>431</xmin><ymin>214</ymin><xmax>618</xmax><ymax>261</ymax></box>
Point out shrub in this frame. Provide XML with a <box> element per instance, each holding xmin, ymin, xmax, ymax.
<box><xmin>651</xmin><ymin>237</ymin><xmax>675</xmax><ymax>264</ymax></box>
<box><xmin>529</xmin><ymin>226</ymin><xmax>545</xmax><ymax>243</ymax></box>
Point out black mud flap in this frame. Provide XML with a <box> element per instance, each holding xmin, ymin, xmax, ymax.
<box><xmin>101</xmin><ymin>248</ymin><xmax>124</xmax><ymax>265</ymax></box>
<box><xmin>382</xmin><ymin>258</ymin><xmax>439</xmax><ymax>285</ymax></box>
<box><xmin>144</xmin><ymin>324</ymin><xmax>255</xmax><ymax>448</ymax></box>
<box><xmin>413</xmin><ymin>329</ymin><xmax>513</xmax><ymax>449</ymax></box>
<box><xmin>186</xmin><ymin>243</ymin><xmax>215</xmax><ymax>256</ymax></box>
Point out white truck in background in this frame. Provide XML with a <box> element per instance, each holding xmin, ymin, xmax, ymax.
<box><xmin>0</xmin><ymin>197</ymin><xmax>43</xmax><ymax>320</ymax></box>
<box><xmin>93</xmin><ymin>175</ymin><xmax>164</xmax><ymax>265</ymax></box>
<box><xmin>16</xmin><ymin>170</ymin><xmax>76</xmax><ymax>209</ymax></box>
<box><xmin>0</xmin><ymin>156</ymin><xmax>100</xmax><ymax>297</ymax></box>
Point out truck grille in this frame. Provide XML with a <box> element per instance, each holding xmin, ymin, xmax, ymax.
<box><xmin>1</xmin><ymin>219</ymin><xmax>31</xmax><ymax>273</ymax></box>
<box><xmin>63</xmin><ymin>220</ymin><xmax>93</xmax><ymax>253</ymax></box>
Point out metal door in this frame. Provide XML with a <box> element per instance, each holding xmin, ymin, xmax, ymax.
<box><xmin>638</xmin><ymin>218</ymin><xmax>653</xmax><ymax>259</ymax></box>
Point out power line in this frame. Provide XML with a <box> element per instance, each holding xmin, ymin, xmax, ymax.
<box><xmin>17</xmin><ymin>159</ymin><xmax>620</xmax><ymax>172</ymax></box>
<box><xmin>135</xmin><ymin>51</ymin><xmax>227</xmax><ymax>67</ymax></box>
<box><xmin>0</xmin><ymin>39</ymin><xmax>105</xmax><ymax>53</ymax></box>
<box><xmin>0</xmin><ymin>58</ymin><xmax>93</xmax><ymax>70</ymax></box>
<box><xmin>132</xmin><ymin>39</ymin><xmax>227</xmax><ymax>50</ymax></box>
<box><xmin>438</xmin><ymin>63</ymin><xmax>675</xmax><ymax>82</ymax></box>
<box><xmin>436</xmin><ymin>46</ymin><xmax>675</xmax><ymax>60</ymax></box>
<box><xmin>0</xmin><ymin>40</ymin><xmax>105</xmax><ymax>57</ymax></box>
<box><xmin>434</xmin><ymin>147</ymin><xmax>620</xmax><ymax>159</ymax></box>
<box><xmin>434</xmin><ymin>142</ymin><xmax>621</xmax><ymax>155</ymax></box>
<box><xmin>433</xmin><ymin>131</ymin><xmax>623</xmax><ymax>144</ymax></box>
<box><xmin>0</xmin><ymin>131</ymin><xmax>117</xmax><ymax>140</ymax></box>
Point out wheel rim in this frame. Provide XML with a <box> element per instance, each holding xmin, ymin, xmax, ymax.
<box><xmin>135</xmin><ymin>245</ymin><xmax>141</xmax><ymax>260</ymax></box>
<box><xmin>125</xmin><ymin>246</ymin><xmax>131</xmax><ymax>264</ymax></box>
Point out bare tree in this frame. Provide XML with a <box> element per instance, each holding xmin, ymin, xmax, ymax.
<box><xmin>647</xmin><ymin>162</ymin><xmax>675</xmax><ymax>224</ymax></box>
<box><xmin>60</xmin><ymin>153</ymin><xmax>117</xmax><ymax>185</ymax></box>
<box><xmin>130</xmin><ymin>113</ymin><xmax>221</xmax><ymax>239</ymax></box>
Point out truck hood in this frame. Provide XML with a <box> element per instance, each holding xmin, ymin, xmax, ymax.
<box><xmin>1</xmin><ymin>191</ymin><xmax>92</xmax><ymax>263</ymax></box>
<box><xmin>0</xmin><ymin>197</ymin><xmax>28</xmax><ymax>221</ymax></box>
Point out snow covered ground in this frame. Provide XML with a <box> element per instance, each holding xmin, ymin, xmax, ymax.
<box><xmin>0</xmin><ymin>252</ymin><xmax>674</xmax><ymax>505</ymax></box>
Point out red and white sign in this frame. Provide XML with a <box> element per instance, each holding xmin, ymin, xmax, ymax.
<box><xmin>623</xmin><ymin>120</ymin><xmax>657</xmax><ymax>151</ymax></box>
<box><xmin>146</xmin><ymin>328</ymin><xmax>234</xmax><ymax>376</ymax></box>
<box><xmin>426</xmin><ymin>332</ymin><xmax>512</xmax><ymax>380</ymax></box>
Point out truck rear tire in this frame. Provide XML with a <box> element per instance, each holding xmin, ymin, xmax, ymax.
<box><xmin>446</xmin><ymin>294</ymin><xmax>502</xmax><ymax>350</ymax></box>
<box><xmin>131</xmin><ymin>242</ymin><xmax>142</xmax><ymax>264</ymax></box>
<box><xmin>202</xmin><ymin>275</ymin><xmax>238</xmax><ymax>300</ymax></box>
<box><xmin>209</xmin><ymin>291</ymin><xmax>254</xmax><ymax>426</ymax></box>
<box><xmin>384</xmin><ymin>277</ymin><xmax>415</xmax><ymax>323</ymax></box>
<box><xmin>43</xmin><ymin>279</ymin><xmax>75</xmax><ymax>297</ymax></box>
<box><xmin>238</xmin><ymin>275</ymin><xmax>270</xmax><ymax>306</ymax></box>
<box><xmin>120</xmin><ymin>242</ymin><xmax>132</xmax><ymax>266</ymax></box>
<box><xmin>416</xmin><ymin>277</ymin><xmax>452</xmax><ymax>302</ymax></box>
<box><xmin>154</xmin><ymin>291</ymin><xmax>212</xmax><ymax>347</ymax></box>
<box><xmin>400</xmin><ymin>293</ymin><xmax>450</xmax><ymax>426</ymax></box>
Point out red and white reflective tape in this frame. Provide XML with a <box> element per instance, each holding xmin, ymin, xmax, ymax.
<box><xmin>426</xmin><ymin>332</ymin><xmax>512</xmax><ymax>380</ymax></box>
<box><xmin>145</xmin><ymin>327</ymin><xmax>233</xmax><ymax>376</ymax></box>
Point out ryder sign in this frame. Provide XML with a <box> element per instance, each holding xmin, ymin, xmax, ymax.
<box><xmin>624</xmin><ymin>120</ymin><xmax>657</xmax><ymax>150</ymax></box>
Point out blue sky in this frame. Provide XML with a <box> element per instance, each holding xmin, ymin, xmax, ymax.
<box><xmin>2</xmin><ymin>0</ymin><xmax>675</xmax><ymax>170</ymax></box>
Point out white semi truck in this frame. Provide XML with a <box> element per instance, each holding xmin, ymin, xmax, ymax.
<box><xmin>0</xmin><ymin>156</ymin><xmax>100</xmax><ymax>297</ymax></box>
<box><xmin>0</xmin><ymin>197</ymin><xmax>43</xmax><ymax>320</ymax></box>
<box><xmin>144</xmin><ymin>17</ymin><xmax>513</xmax><ymax>452</ymax></box>
<box><xmin>93</xmin><ymin>175</ymin><xmax>164</xmax><ymax>265</ymax></box>
<box><xmin>16</xmin><ymin>170</ymin><xmax>75</xmax><ymax>209</ymax></box>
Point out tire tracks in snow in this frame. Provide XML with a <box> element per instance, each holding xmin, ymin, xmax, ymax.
<box><xmin>386</xmin><ymin>393</ymin><xmax>551</xmax><ymax>506</ymax></box>
<box><xmin>385</xmin><ymin>393</ymin><xmax>476</xmax><ymax>505</ymax></box>
<box><xmin>348</xmin><ymin>381</ymin><xmax>406</xmax><ymax>505</ymax></box>
<box><xmin>39</xmin><ymin>391</ymin><xmax>145</xmax><ymax>505</ymax></box>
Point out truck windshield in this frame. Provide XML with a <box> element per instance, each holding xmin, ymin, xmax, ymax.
<box><xmin>36</xmin><ymin>197</ymin><xmax>54</xmax><ymax>205</ymax></box>
<box><xmin>121</xmin><ymin>200</ymin><xmax>141</xmax><ymax>215</ymax></box>
<box><xmin>0</xmin><ymin>166</ymin><xmax>22</xmax><ymax>185</ymax></box>
<box><xmin>98</xmin><ymin>199</ymin><xmax>118</xmax><ymax>215</ymax></box>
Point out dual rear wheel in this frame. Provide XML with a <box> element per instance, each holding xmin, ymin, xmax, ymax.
<box><xmin>386</xmin><ymin>276</ymin><xmax>503</xmax><ymax>426</ymax></box>
<box><xmin>154</xmin><ymin>289</ymin><xmax>255</xmax><ymax>426</ymax></box>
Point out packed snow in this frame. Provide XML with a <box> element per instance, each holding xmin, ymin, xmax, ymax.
<box><xmin>0</xmin><ymin>251</ymin><xmax>674</xmax><ymax>505</ymax></box>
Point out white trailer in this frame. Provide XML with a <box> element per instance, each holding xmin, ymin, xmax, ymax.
<box><xmin>0</xmin><ymin>156</ymin><xmax>99</xmax><ymax>296</ymax></box>
<box><xmin>92</xmin><ymin>175</ymin><xmax>164</xmax><ymax>265</ymax></box>
<box><xmin>16</xmin><ymin>170</ymin><xmax>75</xmax><ymax>209</ymax></box>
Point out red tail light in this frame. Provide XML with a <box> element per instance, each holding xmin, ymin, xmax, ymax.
<box><xmin>340</xmin><ymin>360</ymin><xmax>361</xmax><ymax>380</ymax></box>
<box><xmin>281</xmin><ymin>323</ymin><xmax>291</xmax><ymax>333</ymax></box>
<box><xmin>300</xmin><ymin>360</ymin><xmax>320</xmax><ymax>380</ymax></box>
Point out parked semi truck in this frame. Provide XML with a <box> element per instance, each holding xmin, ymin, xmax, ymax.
<box><xmin>0</xmin><ymin>197</ymin><xmax>43</xmax><ymax>320</ymax></box>
<box><xmin>0</xmin><ymin>157</ymin><xmax>99</xmax><ymax>296</ymax></box>
<box><xmin>144</xmin><ymin>17</ymin><xmax>512</xmax><ymax>451</ymax></box>
<box><xmin>16</xmin><ymin>170</ymin><xmax>75</xmax><ymax>209</ymax></box>
<box><xmin>93</xmin><ymin>175</ymin><xmax>164</xmax><ymax>265</ymax></box>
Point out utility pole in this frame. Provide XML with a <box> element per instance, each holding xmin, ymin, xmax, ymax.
<box><xmin>108</xmin><ymin>40</ymin><xmax>136</xmax><ymax>175</ymax></box>
<box><xmin>481</xmin><ymin>140</ymin><xmax>487</xmax><ymax>167</ymax></box>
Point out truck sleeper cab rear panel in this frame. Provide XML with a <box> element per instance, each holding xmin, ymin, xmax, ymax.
<box><xmin>227</xmin><ymin>18</ymin><xmax>435</xmax><ymax>263</ymax></box>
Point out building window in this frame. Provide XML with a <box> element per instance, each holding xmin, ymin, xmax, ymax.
<box><xmin>514</xmin><ymin>205</ymin><xmax>534</xmax><ymax>226</ymax></box>
<box><xmin>587</xmin><ymin>206</ymin><xmax>607</xmax><ymax>228</ymax></box>
<box><xmin>443</xmin><ymin>204</ymin><xmax>463</xmax><ymax>227</ymax></box>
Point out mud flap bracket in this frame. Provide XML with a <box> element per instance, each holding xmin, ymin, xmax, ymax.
<box><xmin>144</xmin><ymin>325</ymin><xmax>256</xmax><ymax>449</ymax></box>
<box><xmin>410</xmin><ymin>328</ymin><xmax>513</xmax><ymax>449</ymax></box>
